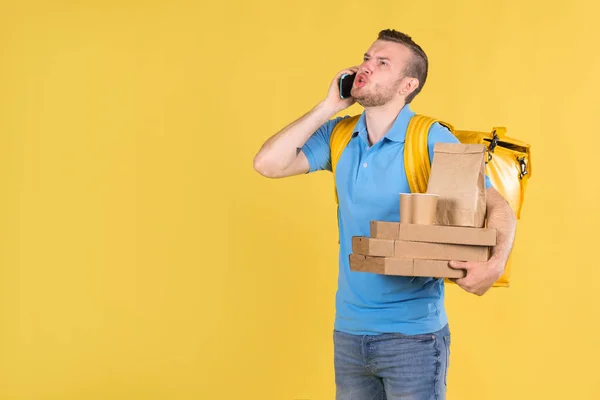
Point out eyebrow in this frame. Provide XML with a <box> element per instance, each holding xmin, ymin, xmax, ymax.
<box><xmin>364</xmin><ymin>53</ymin><xmax>391</xmax><ymax>61</ymax></box>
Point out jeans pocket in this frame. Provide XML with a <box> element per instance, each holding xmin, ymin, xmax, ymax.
<box><xmin>389</xmin><ymin>332</ymin><xmax>437</xmax><ymax>342</ymax></box>
<box><xmin>443</xmin><ymin>335</ymin><xmax>451</xmax><ymax>386</ymax></box>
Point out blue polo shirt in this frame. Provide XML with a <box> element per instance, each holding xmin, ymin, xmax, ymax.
<box><xmin>301</xmin><ymin>104</ymin><xmax>492</xmax><ymax>335</ymax></box>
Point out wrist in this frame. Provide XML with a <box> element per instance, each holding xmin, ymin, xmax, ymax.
<box><xmin>316</xmin><ymin>100</ymin><xmax>340</xmax><ymax>118</ymax></box>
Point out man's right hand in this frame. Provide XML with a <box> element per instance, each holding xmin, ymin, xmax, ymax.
<box><xmin>322</xmin><ymin>67</ymin><xmax>359</xmax><ymax>115</ymax></box>
<box><xmin>253</xmin><ymin>67</ymin><xmax>360</xmax><ymax>179</ymax></box>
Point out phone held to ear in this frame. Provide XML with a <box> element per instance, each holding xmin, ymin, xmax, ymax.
<box><xmin>339</xmin><ymin>73</ymin><xmax>355</xmax><ymax>99</ymax></box>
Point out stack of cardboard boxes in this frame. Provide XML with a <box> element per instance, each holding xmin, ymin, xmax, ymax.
<box><xmin>349</xmin><ymin>143</ymin><xmax>497</xmax><ymax>279</ymax></box>
<box><xmin>350</xmin><ymin>221</ymin><xmax>496</xmax><ymax>278</ymax></box>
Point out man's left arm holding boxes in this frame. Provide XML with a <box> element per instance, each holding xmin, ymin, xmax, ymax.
<box><xmin>449</xmin><ymin>187</ymin><xmax>517</xmax><ymax>296</ymax></box>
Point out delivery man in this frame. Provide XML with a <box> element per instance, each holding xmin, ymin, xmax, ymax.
<box><xmin>253</xmin><ymin>29</ymin><xmax>517</xmax><ymax>400</ymax></box>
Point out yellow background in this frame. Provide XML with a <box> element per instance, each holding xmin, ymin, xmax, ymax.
<box><xmin>1</xmin><ymin>0</ymin><xmax>599</xmax><ymax>399</ymax></box>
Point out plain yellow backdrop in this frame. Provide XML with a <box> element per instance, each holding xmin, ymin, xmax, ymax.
<box><xmin>1</xmin><ymin>0</ymin><xmax>599</xmax><ymax>399</ymax></box>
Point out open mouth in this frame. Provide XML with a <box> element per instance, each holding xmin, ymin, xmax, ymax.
<box><xmin>355</xmin><ymin>74</ymin><xmax>368</xmax><ymax>88</ymax></box>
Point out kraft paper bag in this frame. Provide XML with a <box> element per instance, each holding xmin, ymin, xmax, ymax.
<box><xmin>426</xmin><ymin>143</ymin><xmax>487</xmax><ymax>227</ymax></box>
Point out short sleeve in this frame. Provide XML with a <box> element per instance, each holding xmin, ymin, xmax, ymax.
<box><xmin>301</xmin><ymin>116</ymin><xmax>349</xmax><ymax>173</ymax></box>
<box><xmin>427</xmin><ymin>122</ymin><xmax>493</xmax><ymax>189</ymax></box>
<box><xmin>484</xmin><ymin>174</ymin><xmax>493</xmax><ymax>189</ymax></box>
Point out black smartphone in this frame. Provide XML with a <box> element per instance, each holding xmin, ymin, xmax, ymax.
<box><xmin>339</xmin><ymin>73</ymin><xmax>355</xmax><ymax>99</ymax></box>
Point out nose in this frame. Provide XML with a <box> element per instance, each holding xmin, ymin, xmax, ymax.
<box><xmin>359</xmin><ymin>60</ymin><xmax>374</xmax><ymax>75</ymax></box>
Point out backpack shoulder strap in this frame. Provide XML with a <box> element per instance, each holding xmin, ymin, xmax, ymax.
<box><xmin>330</xmin><ymin>115</ymin><xmax>360</xmax><ymax>205</ymax></box>
<box><xmin>330</xmin><ymin>115</ymin><xmax>361</xmax><ymax>175</ymax></box>
<box><xmin>404</xmin><ymin>114</ymin><xmax>454</xmax><ymax>193</ymax></box>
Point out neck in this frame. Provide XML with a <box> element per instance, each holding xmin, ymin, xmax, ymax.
<box><xmin>364</xmin><ymin>100</ymin><xmax>407</xmax><ymax>146</ymax></box>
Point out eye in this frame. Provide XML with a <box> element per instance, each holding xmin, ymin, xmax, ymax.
<box><xmin>363</xmin><ymin>56</ymin><xmax>369</xmax><ymax>62</ymax></box>
<box><xmin>380</xmin><ymin>60</ymin><xmax>387</xmax><ymax>66</ymax></box>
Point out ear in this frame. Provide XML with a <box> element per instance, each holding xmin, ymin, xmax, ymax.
<box><xmin>400</xmin><ymin>77</ymin><xmax>419</xmax><ymax>97</ymax></box>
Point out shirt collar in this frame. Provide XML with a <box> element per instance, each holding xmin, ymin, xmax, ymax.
<box><xmin>352</xmin><ymin>103</ymin><xmax>416</xmax><ymax>144</ymax></box>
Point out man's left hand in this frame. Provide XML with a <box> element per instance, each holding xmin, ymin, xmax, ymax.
<box><xmin>448</xmin><ymin>258</ymin><xmax>505</xmax><ymax>296</ymax></box>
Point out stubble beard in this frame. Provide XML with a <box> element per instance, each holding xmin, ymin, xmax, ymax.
<box><xmin>352</xmin><ymin>79</ymin><xmax>402</xmax><ymax>108</ymax></box>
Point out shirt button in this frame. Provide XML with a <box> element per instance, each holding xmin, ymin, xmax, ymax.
<box><xmin>363</xmin><ymin>163</ymin><xmax>368</xmax><ymax>168</ymax></box>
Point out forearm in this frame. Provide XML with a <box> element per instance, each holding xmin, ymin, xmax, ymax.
<box><xmin>487</xmin><ymin>197</ymin><xmax>517</xmax><ymax>267</ymax></box>
<box><xmin>253</xmin><ymin>101</ymin><xmax>336</xmax><ymax>175</ymax></box>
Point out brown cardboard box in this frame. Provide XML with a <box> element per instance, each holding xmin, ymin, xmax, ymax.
<box><xmin>395</xmin><ymin>240</ymin><xmax>489</xmax><ymax>262</ymax></box>
<box><xmin>354</xmin><ymin>236</ymin><xmax>489</xmax><ymax>261</ymax></box>
<box><xmin>349</xmin><ymin>254</ymin><xmax>465</xmax><ymax>278</ymax></box>
<box><xmin>352</xmin><ymin>237</ymin><xmax>395</xmax><ymax>257</ymax></box>
<box><xmin>349</xmin><ymin>254</ymin><xmax>414</xmax><ymax>275</ymax></box>
<box><xmin>397</xmin><ymin>223</ymin><xmax>497</xmax><ymax>246</ymax></box>
<box><xmin>370</xmin><ymin>221</ymin><xmax>400</xmax><ymax>240</ymax></box>
<box><xmin>370</xmin><ymin>221</ymin><xmax>496</xmax><ymax>246</ymax></box>
<box><xmin>412</xmin><ymin>259</ymin><xmax>466</xmax><ymax>278</ymax></box>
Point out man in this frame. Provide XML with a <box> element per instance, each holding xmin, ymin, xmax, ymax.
<box><xmin>253</xmin><ymin>29</ymin><xmax>516</xmax><ymax>400</ymax></box>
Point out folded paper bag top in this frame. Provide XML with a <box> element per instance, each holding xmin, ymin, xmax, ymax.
<box><xmin>426</xmin><ymin>143</ymin><xmax>487</xmax><ymax>228</ymax></box>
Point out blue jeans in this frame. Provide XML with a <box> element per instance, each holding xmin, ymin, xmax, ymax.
<box><xmin>333</xmin><ymin>324</ymin><xmax>451</xmax><ymax>400</ymax></box>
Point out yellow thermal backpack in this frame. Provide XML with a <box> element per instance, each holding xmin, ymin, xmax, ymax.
<box><xmin>330</xmin><ymin>114</ymin><xmax>532</xmax><ymax>287</ymax></box>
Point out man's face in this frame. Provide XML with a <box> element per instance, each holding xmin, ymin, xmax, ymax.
<box><xmin>351</xmin><ymin>40</ymin><xmax>413</xmax><ymax>107</ymax></box>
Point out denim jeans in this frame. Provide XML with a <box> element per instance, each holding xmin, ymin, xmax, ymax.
<box><xmin>333</xmin><ymin>324</ymin><xmax>451</xmax><ymax>400</ymax></box>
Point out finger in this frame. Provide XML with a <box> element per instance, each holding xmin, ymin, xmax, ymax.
<box><xmin>450</xmin><ymin>260</ymin><xmax>481</xmax><ymax>272</ymax></box>
<box><xmin>340</xmin><ymin>67</ymin><xmax>360</xmax><ymax>77</ymax></box>
<box><xmin>453</xmin><ymin>270</ymin><xmax>474</xmax><ymax>287</ymax></box>
<box><xmin>453</xmin><ymin>278</ymin><xmax>474</xmax><ymax>293</ymax></box>
<box><xmin>448</xmin><ymin>260</ymin><xmax>469</xmax><ymax>270</ymax></box>
<box><xmin>454</xmin><ymin>276</ymin><xmax>468</xmax><ymax>286</ymax></box>
<box><xmin>336</xmin><ymin>68</ymin><xmax>356</xmax><ymax>78</ymax></box>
